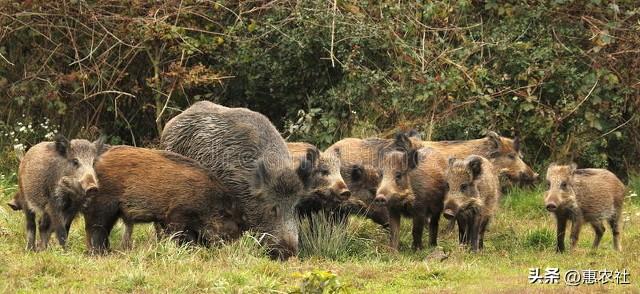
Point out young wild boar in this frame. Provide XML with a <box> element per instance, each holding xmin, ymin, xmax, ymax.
<box><xmin>324</xmin><ymin>134</ymin><xmax>414</xmax><ymax>228</ymax></box>
<box><xmin>161</xmin><ymin>103</ymin><xmax>312</xmax><ymax>260</ymax></box>
<box><xmin>15</xmin><ymin>135</ymin><xmax>104</xmax><ymax>250</ymax></box>
<box><xmin>374</xmin><ymin>147</ymin><xmax>447</xmax><ymax>250</ymax></box>
<box><xmin>442</xmin><ymin>155</ymin><xmax>500</xmax><ymax>252</ymax></box>
<box><xmin>543</xmin><ymin>163</ymin><xmax>625</xmax><ymax>252</ymax></box>
<box><xmin>288</xmin><ymin>142</ymin><xmax>351</xmax><ymax>221</ymax></box>
<box><xmin>413</xmin><ymin>131</ymin><xmax>538</xmax><ymax>186</ymax></box>
<box><xmin>84</xmin><ymin>146</ymin><xmax>243</xmax><ymax>253</ymax></box>
<box><xmin>338</xmin><ymin>164</ymin><xmax>389</xmax><ymax>227</ymax></box>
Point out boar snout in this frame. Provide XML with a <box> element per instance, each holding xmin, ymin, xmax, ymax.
<box><xmin>80</xmin><ymin>174</ymin><xmax>99</xmax><ymax>194</ymax></box>
<box><xmin>545</xmin><ymin>203</ymin><xmax>557</xmax><ymax>212</ymax></box>
<box><xmin>443</xmin><ymin>208</ymin><xmax>456</xmax><ymax>220</ymax></box>
<box><xmin>374</xmin><ymin>194</ymin><xmax>388</xmax><ymax>205</ymax></box>
<box><xmin>333</xmin><ymin>181</ymin><xmax>351</xmax><ymax>200</ymax></box>
<box><xmin>269</xmin><ymin>234</ymin><xmax>298</xmax><ymax>260</ymax></box>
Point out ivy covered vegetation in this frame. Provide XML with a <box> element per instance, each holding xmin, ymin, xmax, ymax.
<box><xmin>0</xmin><ymin>0</ymin><xmax>638</xmax><ymax>176</ymax></box>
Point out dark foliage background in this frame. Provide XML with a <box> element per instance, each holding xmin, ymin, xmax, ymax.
<box><xmin>0</xmin><ymin>0</ymin><xmax>638</xmax><ymax>177</ymax></box>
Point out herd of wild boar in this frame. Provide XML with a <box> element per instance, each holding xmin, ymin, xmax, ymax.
<box><xmin>6</xmin><ymin>101</ymin><xmax>627</xmax><ymax>259</ymax></box>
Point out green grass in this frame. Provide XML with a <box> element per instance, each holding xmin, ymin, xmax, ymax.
<box><xmin>1</xmin><ymin>176</ymin><xmax>639</xmax><ymax>293</ymax></box>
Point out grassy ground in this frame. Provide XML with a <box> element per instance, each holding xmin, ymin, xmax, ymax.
<box><xmin>0</xmin><ymin>174</ymin><xmax>639</xmax><ymax>293</ymax></box>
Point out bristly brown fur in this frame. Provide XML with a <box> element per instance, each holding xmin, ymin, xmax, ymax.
<box><xmin>83</xmin><ymin>146</ymin><xmax>239</xmax><ymax>254</ymax></box>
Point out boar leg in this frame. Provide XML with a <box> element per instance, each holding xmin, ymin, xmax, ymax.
<box><xmin>590</xmin><ymin>221</ymin><xmax>605</xmax><ymax>249</ymax></box>
<box><xmin>479</xmin><ymin>218</ymin><xmax>489</xmax><ymax>250</ymax></box>
<box><xmin>569</xmin><ymin>218</ymin><xmax>583</xmax><ymax>251</ymax></box>
<box><xmin>555</xmin><ymin>215</ymin><xmax>567</xmax><ymax>253</ymax></box>
<box><xmin>84</xmin><ymin>212</ymin><xmax>118</xmax><ymax>254</ymax></box>
<box><xmin>121</xmin><ymin>221</ymin><xmax>133</xmax><ymax>249</ymax></box>
<box><xmin>37</xmin><ymin>213</ymin><xmax>52</xmax><ymax>250</ymax></box>
<box><xmin>456</xmin><ymin>217</ymin><xmax>466</xmax><ymax>245</ymax></box>
<box><xmin>411</xmin><ymin>215</ymin><xmax>425</xmax><ymax>251</ymax></box>
<box><xmin>427</xmin><ymin>213</ymin><xmax>440</xmax><ymax>247</ymax></box>
<box><xmin>52</xmin><ymin>215</ymin><xmax>68</xmax><ymax>249</ymax></box>
<box><xmin>24</xmin><ymin>209</ymin><xmax>37</xmax><ymax>251</ymax></box>
<box><xmin>470</xmin><ymin>215</ymin><xmax>482</xmax><ymax>252</ymax></box>
<box><xmin>154</xmin><ymin>222</ymin><xmax>168</xmax><ymax>241</ymax></box>
<box><xmin>608</xmin><ymin>216</ymin><xmax>622</xmax><ymax>251</ymax></box>
<box><xmin>389</xmin><ymin>210</ymin><xmax>401</xmax><ymax>250</ymax></box>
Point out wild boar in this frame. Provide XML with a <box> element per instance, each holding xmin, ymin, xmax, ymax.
<box><xmin>16</xmin><ymin>135</ymin><xmax>104</xmax><ymax>250</ymax></box>
<box><xmin>324</xmin><ymin>134</ymin><xmax>414</xmax><ymax>228</ymax></box>
<box><xmin>83</xmin><ymin>146</ymin><xmax>242</xmax><ymax>253</ymax></box>
<box><xmin>374</xmin><ymin>147</ymin><xmax>447</xmax><ymax>250</ymax></box>
<box><xmin>412</xmin><ymin>131</ymin><xmax>538</xmax><ymax>186</ymax></box>
<box><xmin>288</xmin><ymin>142</ymin><xmax>350</xmax><ymax>201</ymax></box>
<box><xmin>338</xmin><ymin>164</ymin><xmax>389</xmax><ymax>227</ymax></box>
<box><xmin>442</xmin><ymin>155</ymin><xmax>500</xmax><ymax>252</ymax></box>
<box><xmin>161</xmin><ymin>103</ymin><xmax>312</xmax><ymax>259</ymax></box>
<box><xmin>543</xmin><ymin>163</ymin><xmax>625</xmax><ymax>252</ymax></box>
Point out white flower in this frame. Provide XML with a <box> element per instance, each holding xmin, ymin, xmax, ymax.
<box><xmin>13</xmin><ymin>143</ymin><xmax>25</xmax><ymax>152</ymax></box>
<box><xmin>45</xmin><ymin>132</ymin><xmax>55</xmax><ymax>140</ymax></box>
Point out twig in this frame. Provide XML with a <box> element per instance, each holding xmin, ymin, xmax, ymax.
<box><xmin>329</xmin><ymin>0</ymin><xmax>337</xmax><ymax>68</ymax></box>
<box><xmin>596</xmin><ymin>115</ymin><xmax>636</xmax><ymax>140</ymax></box>
<box><xmin>561</xmin><ymin>79</ymin><xmax>598</xmax><ymax>120</ymax></box>
<box><xmin>81</xmin><ymin>90</ymin><xmax>136</xmax><ymax>102</ymax></box>
<box><xmin>0</xmin><ymin>52</ymin><xmax>14</xmax><ymax>66</ymax></box>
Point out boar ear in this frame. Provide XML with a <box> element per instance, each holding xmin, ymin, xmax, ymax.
<box><xmin>332</xmin><ymin>147</ymin><xmax>341</xmax><ymax>159</ymax></box>
<box><xmin>54</xmin><ymin>134</ymin><xmax>69</xmax><ymax>157</ymax></box>
<box><xmin>513</xmin><ymin>135</ymin><xmax>520</xmax><ymax>152</ymax></box>
<box><xmin>406</xmin><ymin>129</ymin><xmax>421</xmax><ymax>140</ymax></box>
<box><xmin>296</xmin><ymin>158</ymin><xmax>314</xmax><ymax>188</ymax></box>
<box><xmin>253</xmin><ymin>159</ymin><xmax>270</xmax><ymax>189</ymax></box>
<box><xmin>569</xmin><ymin>162</ymin><xmax>577</xmax><ymax>174</ymax></box>
<box><xmin>407</xmin><ymin>149</ymin><xmax>419</xmax><ymax>170</ymax></box>
<box><xmin>350</xmin><ymin>164</ymin><xmax>364</xmax><ymax>182</ymax></box>
<box><xmin>305</xmin><ymin>147</ymin><xmax>320</xmax><ymax>168</ymax></box>
<box><xmin>486</xmin><ymin>131</ymin><xmax>502</xmax><ymax>150</ymax></box>
<box><xmin>448</xmin><ymin>156</ymin><xmax>456</xmax><ymax>167</ymax></box>
<box><xmin>467</xmin><ymin>156</ymin><xmax>483</xmax><ymax>180</ymax></box>
<box><xmin>93</xmin><ymin>135</ymin><xmax>109</xmax><ymax>155</ymax></box>
<box><xmin>393</xmin><ymin>132</ymin><xmax>412</xmax><ymax>152</ymax></box>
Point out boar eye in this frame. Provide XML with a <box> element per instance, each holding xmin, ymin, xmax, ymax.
<box><xmin>508</xmin><ymin>154</ymin><xmax>516</xmax><ymax>160</ymax></box>
<box><xmin>71</xmin><ymin>158</ymin><xmax>80</xmax><ymax>167</ymax></box>
<box><xmin>460</xmin><ymin>183</ymin><xmax>469</xmax><ymax>192</ymax></box>
<box><xmin>320</xmin><ymin>169</ymin><xmax>330</xmax><ymax>176</ymax></box>
<box><xmin>560</xmin><ymin>181</ymin><xmax>568</xmax><ymax>190</ymax></box>
<box><xmin>394</xmin><ymin>172</ymin><xmax>402</xmax><ymax>181</ymax></box>
<box><xmin>444</xmin><ymin>182</ymin><xmax>450</xmax><ymax>192</ymax></box>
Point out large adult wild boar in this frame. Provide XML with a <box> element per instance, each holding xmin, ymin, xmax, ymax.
<box><xmin>15</xmin><ymin>135</ymin><xmax>104</xmax><ymax>250</ymax></box>
<box><xmin>412</xmin><ymin>131</ymin><xmax>538</xmax><ymax>186</ymax></box>
<box><xmin>374</xmin><ymin>147</ymin><xmax>448</xmax><ymax>250</ymax></box>
<box><xmin>442</xmin><ymin>155</ymin><xmax>500</xmax><ymax>252</ymax></box>
<box><xmin>543</xmin><ymin>163</ymin><xmax>624</xmax><ymax>252</ymax></box>
<box><xmin>84</xmin><ymin>146</ymin><xmax>241</xmax><ymax>253</ymax></box>
<box><xmin>161</xmin><ymin>103</ymin><xmax>312</xmax><ymax>259</ymax></box>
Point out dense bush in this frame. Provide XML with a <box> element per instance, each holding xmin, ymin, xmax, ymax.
<box><xmin>0</xmin><ymin>0</ymin><xmax>638</xmax><ymax>176</ymax></box>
